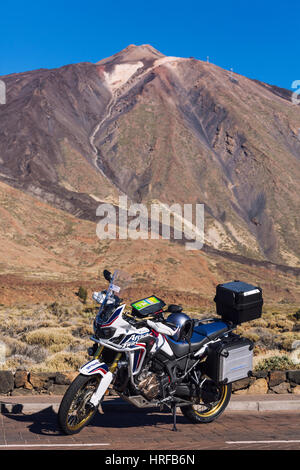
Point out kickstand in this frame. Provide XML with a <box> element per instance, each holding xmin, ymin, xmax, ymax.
<box><xmin>172</xmin><ymin>404</ymin><xmax>177</xmax><ymax>432</ymax></box>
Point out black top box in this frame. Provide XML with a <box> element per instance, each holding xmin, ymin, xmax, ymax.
<box><xmin>214</xmin><ymin>280</ymin><xmax>263</xmax><ymax>325</ymax></box>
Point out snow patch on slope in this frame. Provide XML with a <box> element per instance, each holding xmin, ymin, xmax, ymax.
<box><xmin>103</xmin><ymin>56</ymin><xmax>183</xmax><ymax>92</ymax></box>
<box><xmin>103</xmin><ymin>62</ymin><xmax>144</xmax><ymax>91</ymax></box>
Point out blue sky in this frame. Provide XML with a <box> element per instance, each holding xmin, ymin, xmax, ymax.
<box><xmin>0</xmin><ymin>0</ymin><xmax>299</xmax><ymax>89</ymax></box>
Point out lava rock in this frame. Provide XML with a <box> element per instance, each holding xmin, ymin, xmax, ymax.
<box><xmin>0</xmin><ymin>371</ymin><xmax>14</xmax><ymax>394</ymax></box>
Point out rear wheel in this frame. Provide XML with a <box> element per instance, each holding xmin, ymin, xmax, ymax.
<box><xmin>180</xmin><ymin>380</ymin><xmax>232</xmax><ymax>424</ymax></box>
<box><xmin>58</xmin><ymin>374</ymin><xmax>101</xmax><ymax>435</ymax></box>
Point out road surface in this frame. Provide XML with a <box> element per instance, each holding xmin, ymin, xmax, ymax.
<box><xmin>0</xmin><ymin>402</ymin><xmax>299</xmax><ymax>451</ymax></box>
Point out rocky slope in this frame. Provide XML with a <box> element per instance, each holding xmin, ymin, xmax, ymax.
<box><xmin>0</xmin><ymin>44</ymin><xmax>300</xmax><ymax>266</ymax></box>
<box><xmin>0</xmin><ymin>179</ymin><xmax>299</xmax><ymax>309</ymax></box>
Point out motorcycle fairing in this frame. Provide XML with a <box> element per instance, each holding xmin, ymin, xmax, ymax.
<box><xmin>79</xmin><ymin>359</ymin><xmax>109</xmax><ymax>377</ymax></box>
<box><xmin>79</xmin><ymin>359</ymin><xmax>114</xmax><ymax>407</ymax></box>
<box><xmin>98</xmin><ymin>304</ymin><xmax>125</xmax><ymax>327</ymax></box>
<box><xmin>129</xmin><ymin>344</ymin><xmax>147</xmax><ymax>375</ymax></box>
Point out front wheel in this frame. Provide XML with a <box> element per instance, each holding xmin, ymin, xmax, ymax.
<box><xmin>180</xmin><ymin>381</ymin><xmax>232</xmax><ymax>424</ymax></box>
<box><xmin>58</xmin><ymin>374</ymin><xmax>101</xmax><ymax>435</ymax></box>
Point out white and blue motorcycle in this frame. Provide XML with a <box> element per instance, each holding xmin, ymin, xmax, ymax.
<box><xmin>58</xmin><ymin>269</ymin><xmax>262</xmax><ymax>434</ymax></box>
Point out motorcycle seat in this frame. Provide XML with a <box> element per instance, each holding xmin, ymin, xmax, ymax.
<box><xmin>165</xmin><ymin>334</ymin><xmax>208</xmax><ymax>357</ymax></box>
<box><xmin>165</xmin><ymin>321</ymin><xmax>230</xmax><ymax>357</ymax></box>
<box><xmin>193</xmin><ymin>320</ymin><xmax>230</xmax><ymax>340</ymax></box>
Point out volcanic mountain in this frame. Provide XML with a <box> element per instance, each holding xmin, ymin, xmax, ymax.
<box><xmin>0</xmin><ymin>44</ymin><xmax>300</xmax><ymax>268</ymax></box>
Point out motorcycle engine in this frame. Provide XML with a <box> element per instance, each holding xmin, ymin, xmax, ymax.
<box><xmin>136</xmin><ymin>370</ymin><xmax>160</xmax><ymax>400</ymax></box>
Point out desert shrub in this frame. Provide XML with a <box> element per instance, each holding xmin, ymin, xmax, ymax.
<box><xmin>25</xmin><ymin>327</ymin><xmax>75</xmax><ymax>351</ymax></box>
<box><xmin>48</xmin><ymin>302</ymin><xmax>60</xmax><ymax>315</ymax></box>
<box><xmin>59</xmin><ymin>321</ymin><xmax>73</xmax><ymax>327</ymax></box>
<box><xmin>280</xmin><ymin>332</ymin><xmax>300</xmax><ymax>351</ymax></box>
<box><xmin>65</xmin><ymin>341</ymin><xmax>90</xmax><ymax>353</ymax></box>
<box><xmin>294</xmin><ymin>310</ymin><xmax>300</xmax><ymax>321</ymax></box>
<box><xmin>72</xmin><ymin>324</ymin><xmax>92</xmax><ymax>337</ymax></box>
<box><xmin>1</xmin><ymin>355</ymin><xmax>36</xmax><ymax>370</ymax></box>
<box><xmin>0</xmin><ymin>317</ymin><xmax>40</xmax><ymax>337</ymax></box>
<box><xmin>5</xmin><ymin>339</ymin><xmax>48</xmax><ymax>363</ymax></box>
<box><xmin>267</xmin><ymin>319</ymin><xmax>294</xmax><ymax>332</ymax></box>
<box><xmin>241</xmin><ymin>331</ymin><xmax>260</xmax><ymax>343</ymax></box>
<box><xmin>249</xmin><ymin>327</ymin><xmax>280</xmax><ymax>349</ymax></box>
<box><xmin>255</xmin><ymin>355</ymin><xmax>296</xmax><ymax>371</ymax></box>
<box><xmin>36</xmin><ymin>351</ymin><xmax>88</xmax><ymax>371</ymax></box>
<box><xmin>47</xmin><ymin>303</ymin><xmax>70</xmax><ymax>318</ymax></box>
<box><xmin>250</xmin><ymin>318</ymin><xmax>268</xmax><ymax>328</ymax></box>
<box><xmin>77</xmin><ymin>286</ymin><xmax>87</xmax><ymax>304</ymax></box>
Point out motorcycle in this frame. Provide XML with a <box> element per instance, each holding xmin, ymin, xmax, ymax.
<box><xmin>58</xmin><ymin>269</ymin><xmax>263</xmax><ymax>434</ymax></box>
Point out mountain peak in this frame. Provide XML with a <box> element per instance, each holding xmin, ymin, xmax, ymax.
<box><xmin>97</xmin><ymin>44</ymin><xmax>165</xmax><ymax>65</ymax></box>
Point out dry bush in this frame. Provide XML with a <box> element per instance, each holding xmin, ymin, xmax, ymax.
<box><xmin>253</xmin><ymin>349</ymin><xmax>298</xmax><ymax>370</ymax></box>
<box><xmin>0</xmin><ymin>335</ymin><xmax>48</xmax><ymax>363</ymax></box>
<box><xmin>32</xmin><ymin>351</ymin><xmax>88</xmax><ymax>372</ymax></box>
<box><xmin>250</xmin><ymin>318</ymin><xmax>268</xmax><ymax>328</ymax></box>
<box><xmin>266</xmin><ymin>319</ymin><xmax>294</xmax><ymax>331</ymax></box>
<box><xmin>280</xmin><ymin>332</ymin><xmax>300</xmax><ymax>351</ymax></box>
<box><xmin>71</xmin><ymin>324</ymin><xmax>93</xmax><ymax>337</ymax></box>
<box><xmin>1</xmin><ymin>355</ymin><xmax>36</xmax><ymax>370</ymax></box>
<box><xmin>25</xmin><ymin>327</ymin><xmax>75</xmax><ymax>352</ymax></box>
<box><xmin>254</xmin><ymin>352</ymin><xmax>299</xmax><ymax>371</ymax></box>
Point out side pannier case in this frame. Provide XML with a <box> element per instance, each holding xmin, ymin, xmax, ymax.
<box><xmin>204</xmin><ymin>334</ymin><xmax>254</xmax><ymax>384</ymax></box>
<box><xmin>214</xmin><ymin>280</ymin><xmax>263</xmax><ymax>324</ymax></box>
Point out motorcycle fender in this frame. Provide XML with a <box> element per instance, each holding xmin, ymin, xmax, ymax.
<box><xmin>89</xmin><ymin>370</ymin><xmax>114</xmax><ymax>407</ymax></box>
<box><xmin>80</xmin><ymin>359</ymin><xmax>114</xmax><ymax>407</ymax></box>
<box><xmin>79</xmin><ymin>359</ymin><xmax>109</xmax><ymax>377</ymax></box>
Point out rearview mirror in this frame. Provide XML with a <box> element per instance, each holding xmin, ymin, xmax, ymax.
<box><xmin>103</xmin><ymin>269</ymin><xmax>112</xmax><ymax>282</ymax></box>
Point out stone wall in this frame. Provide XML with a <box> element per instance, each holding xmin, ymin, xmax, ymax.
<box><xmin>0</xmin><ymin>370</ymin><xmax>78</xmax><ymax>396</ymax></box>
<box><xmin>232</xmin><ymin>370</ymin><xmax>300</xmax><ymax>395</ymax></box>
<box><xmin>0</xmin><ymin>369</ymin><xmax>300</xmax><ymax>396</ymax></box>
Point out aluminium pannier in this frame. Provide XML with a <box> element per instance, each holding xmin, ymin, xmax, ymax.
<box><xmin>204</xmin><ymin>334</ymin><xmax>254</xmax><ymax>384</ymax></box>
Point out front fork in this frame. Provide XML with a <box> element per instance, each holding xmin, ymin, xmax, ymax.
<box><xmin>87</xmin><ymin>346</ymin><xmax>122</xmax><ymax>408</ymax></box>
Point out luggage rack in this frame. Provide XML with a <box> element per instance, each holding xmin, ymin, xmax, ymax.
<box><xmin>193</xmin><ymin>317</ymin><xmax>220</xmax><ymax>325</ymax></box>
<box><xmin>193</xmin><ymin>317</ymin><xmax>236</xmax><ymax>328</ymax></box>
<box><xmin>192</xmin><ymin>317</ymin><xmax>236</xmax><ymax>341</ymax></box>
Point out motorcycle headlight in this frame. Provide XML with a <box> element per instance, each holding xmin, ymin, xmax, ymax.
<box><xmin>96</xmin><ymin>326</ymin><xmax>116</xmax><ymax>339</ymax></box>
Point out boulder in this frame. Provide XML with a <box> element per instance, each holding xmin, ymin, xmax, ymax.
<box><xmin>47</xmin><ymin>384</ymin><xmax>68</xmax><ymax>395</ymax></box>
<box><xmin>14</xmin><ymin>370</ymin><xmax>30</xmax><ymax>388</ymax></box>
<box><xmin>268</xmin><ymin>370</ymin><xmax>286</xmax><ymax>387</ymax></box>
<box><xmin>287</xmin><ymin>370</ymin><xmax>300</xmax><ymax>385</ymax></box>
<box><xmin>29</xmin><ymin>372</ymin><xmax>55</xmax><ymax>389</ymax></box>
<box><xmin>0</xmin><ymin>370</ymin><xmax>14</xmax><ymax>394</ymax></box>
<box><xmin>247</xmin><ymin>378</ymin><xmax>268</xmax><ymax>394</ymax></box>
<box><xmin>270</xmin><ymin>382</ymin><xmax>290</xmax><ymax>394</ymax></box>
<box><xmin>231</xmin><ymin>377</ymin><xmax>253</xmax><ymax>392</ymax></box>
<box><xmin>23</xmin><ymin>380</ymin><xmax>33</xmax><ymax>390</ymax></box>
<box><xmin>252</xmin><ymin>370</ymin><xmax>268</xmax><ymax>379</ymax></box>
<box><xmin>55</xmin><ymin>372</ymin><xmax>73</xmax><ymax>385</ymax></box>
<box><xmin>63</xmin><ymin>371</ymin><xmax>78</xmax><ymax>383</ymax></box>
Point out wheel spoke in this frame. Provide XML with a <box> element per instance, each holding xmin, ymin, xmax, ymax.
<box><xmin>66</xmin><ymin>377</ymin><xmax>99</xmax><ymax>430</ymax></box>
<box><xmin>194</xmin><ymin>382</ymin><xmax>227</xmax><ymax>417</ymax></box>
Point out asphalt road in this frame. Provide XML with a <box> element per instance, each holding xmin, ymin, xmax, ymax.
<box><xmin>0</xmin><ymin>403</ymin><xmax>300</xmax><ymax>451</ymax></box>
